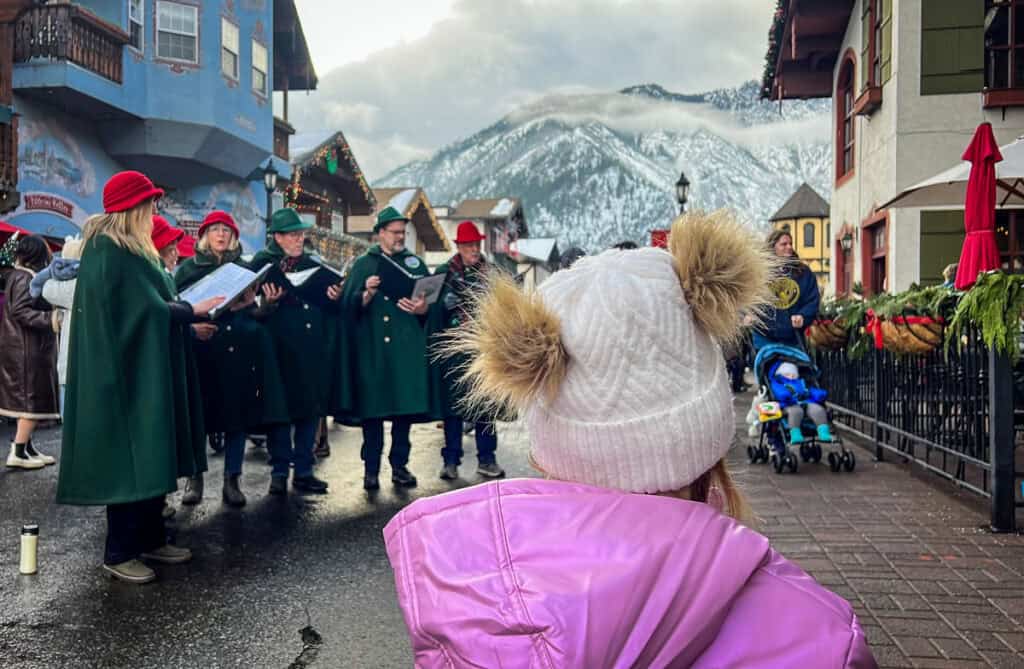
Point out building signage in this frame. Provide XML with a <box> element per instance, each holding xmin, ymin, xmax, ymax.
<box><xmin>24</xmin><ymin>193</ymin><xmax>75</xmax><ymax>219</ymax></box>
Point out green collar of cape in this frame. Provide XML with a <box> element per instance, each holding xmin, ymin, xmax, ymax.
<box><xmin>193</xmin><ymin>247</ymin><xmax>242</xmax><ymax>267</ymax></box>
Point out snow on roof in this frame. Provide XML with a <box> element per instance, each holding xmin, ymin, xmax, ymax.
<box><xmin>388</xmin><ymin>188</ymin><xmax>419</xmax><ymax>216</ymax></box>
<box><xmin>514</xmin><ymin>238</ymin><xmax>558</xmax><ymax>263</ymax></box>
<box><xmin>490</xmin><ymin>198</ymin><xmax>516</xmax><ymax>217</ymax></box>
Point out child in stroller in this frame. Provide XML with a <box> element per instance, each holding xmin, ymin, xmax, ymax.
<box><xmin>748</xmin><ymin>344</ymin><xmax>856</xmax><ymax>473</ymax></box>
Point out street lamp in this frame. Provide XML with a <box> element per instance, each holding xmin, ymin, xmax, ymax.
<box><xmin>840</xmin><ymin>231</ymin><xmax>854</xmax><ymax>252</ymax></box>
<box><xmin>675</xmin><ymin>171</ymin><xmax>690</xmax><ymax>214</ymax></box>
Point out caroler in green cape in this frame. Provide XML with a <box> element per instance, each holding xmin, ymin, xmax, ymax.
<box><xmin>427</xmin><ymin>221</ymin><xmax>506</xmax><ymax>482</ymax></box>
<box><xmin>247</xmin><ymin>208</ymin><xmax>343</xmax><ymax>495</ymax></box>
<box><xmin>56</xmin><ymin>171</ymin><xmax>221</xmax><ymax>584</ymax></box>
<box><xmin>175</xmin><ymin>210</ymin><xmax>291</xmax><ymax>507</ymax></box>
<box><xmin>340</xmin><ymin>206</ymin><xmax>433</xmax><ymax>491</ymax></box>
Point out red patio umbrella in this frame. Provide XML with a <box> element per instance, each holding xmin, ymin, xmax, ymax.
<box><xmin>955</xmin><ymin>122</ymin><xmax>1003</xmax><ymax>290</ymax></box>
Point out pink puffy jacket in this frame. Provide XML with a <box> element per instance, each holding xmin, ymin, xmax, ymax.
<box><xmin>384</xmin><ymin>479</ymin><xmax>876</xmax><ymax>668</ymax></box>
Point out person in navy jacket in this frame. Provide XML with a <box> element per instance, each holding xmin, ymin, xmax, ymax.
<box><xmin>752</xmin><ymin>229</ymin><xmax>820</xmax><ymax>350</ymax></box>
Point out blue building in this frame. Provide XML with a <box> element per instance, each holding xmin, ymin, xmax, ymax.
<box><xmin>0</xmin><ymin>0</ymin><xmax>314</xmax><ymax>252</ymax></box>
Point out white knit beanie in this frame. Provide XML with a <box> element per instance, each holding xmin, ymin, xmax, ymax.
<box><xmin>526</xmin><ymin>248</ymin><xmax>734</xmax><ymax>493</ymax></box>
<box><xmin>449</xmin><ymin>210</ymin><xmax>775</xmax><ymax>495</ymax></box>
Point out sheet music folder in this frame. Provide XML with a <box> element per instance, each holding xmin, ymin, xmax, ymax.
<box><xmin>262</xmin><ymin>256</ymin><xmax>348</xmax><ymax>308</ymax></box>
<box><xmin>377</xmin><ymin>254</ymin><xmax>446</xmax><ymax>305</ymax></box>
<box><xmin>179</xmin><ymin>263</ymin><xmax>271</xmax><ymax>319</ymax></box>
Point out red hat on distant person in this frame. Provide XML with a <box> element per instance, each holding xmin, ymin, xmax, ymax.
<box><xmin>151</xmin><ymin>215</ymin><xmax>184</xmax><ymax>251</ymax></box>
<box><xmin>198</xmin><ymin>210</ymin><xmax>239</xmax><ymax>238</ymax></box>
<box><xmin>103</xmin><ymin>171</ymin><xmax>164</xmax><ymax>213</ymax></box>
<box><xmin>454</xmin><ymin>220</ymin><xmax>485</xmax><ymax>244</ymax></box>
<box><xmin>177</xmin><ymin>234</ymin><xmax>196</xmax><ymax>258</ymax></box>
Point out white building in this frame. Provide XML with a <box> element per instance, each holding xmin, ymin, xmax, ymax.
<box><xmin>763</xmin><ymin>0</ymin><xmax>1024</xmax><ymax>295</ymax></box>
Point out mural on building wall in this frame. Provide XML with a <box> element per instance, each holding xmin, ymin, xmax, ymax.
<box><xmin>161</xmin><ymin>181</ymin><xmax>266</xmax><ymax>251</ymax></box>
<box><xmin>10</xmin><ymin>102</ymin><xmax>116</xmax><ymax>239</ymax></box>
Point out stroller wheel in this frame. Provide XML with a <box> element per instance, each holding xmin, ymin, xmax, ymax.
<box><xmin>828</xmin><ymin>452</ymin><xmax>841</xmax><ymax>473</ymax></box>
<box><xmin>842</xmin><ymin>450</ymin><xmax>856</xmax><ymax>472</ymax></box>
<box><xmin>798</xmin><ymin>444</ymin><xmax>808</xmax><ymax>462</ymax></box>
<box><xmin>758</xmin><ymin>446</ymin><xmax>769</xmax><ymax>463</ymax></box>
<box><xmin>786</xmin><ymin>453</ymin><xmax>799</xmax><ymax>473</ymax></box>
<box><xmin>747</xmin><ymin>446</ymin><xmax>757</xmax><ymax>463</ymax></box>
<box><xmin>772</xmin><ymin>453</ymin><xmax>784</xmax><ymax>474</ymax></box>
<box><xmin>813</xmin><ymin>444</ymin><xmax>823</xmax><ymax>463</ymax></box>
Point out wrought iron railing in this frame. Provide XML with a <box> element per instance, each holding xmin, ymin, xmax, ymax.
<box><xmin>816</xmin><ymin>327</ymin><xmax>1019</xmax><ymax>531</ymax></box>
<box><xmin>13</xmin><ymin>3</ymin><xmax>128</xmax><ymax>83</ymax></box>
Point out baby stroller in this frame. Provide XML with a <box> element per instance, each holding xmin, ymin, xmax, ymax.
<box><xmin>747</xmin><ymin>344</ymin><xmax>856</xmax><ymax>474</ymax></box>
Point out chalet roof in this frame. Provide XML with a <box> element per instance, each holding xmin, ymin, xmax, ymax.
<box><xmin>274</xmin><ymin>0</ymin><xmax>318</xmax><ymax>91</ymax></box>
<box><xmin>769</xmin><ymin>183</ymin><xmax>830</xmax><ymax>221</ymax></box>
<box><xmin>760</xmin><ymin>1</ymin><xmax>854</xmax><ymax>101</ymax></box>
<box><xmin>513</xmin><ymin>238</ymin><xmax>559</xmax><ymax>264</ymax></box>
<box><xmin>290</xmin><ymin>131</ymin><xmax>374</xmax><ymax>214</ymax></box>
<box><xmin>349</xmin><ymin>188</ymin><xmax>450</xmax><ymax>252</ymax></box>
<box><xmin>453</xmin><ymin>197</ymin><xmax>522</xmax><ymax>220</ymax></box>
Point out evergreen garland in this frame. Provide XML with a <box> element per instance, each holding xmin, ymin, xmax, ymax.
<box><xmin>946</xmin><ymin>271</ymin><xmax>1024</xmax><ymax>361</ymax></box>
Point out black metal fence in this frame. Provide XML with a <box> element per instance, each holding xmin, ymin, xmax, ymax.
<box><xmin>816</xmin><ymin>330</ymin><xmax>1019</xmax><ymax>532</ymax></box>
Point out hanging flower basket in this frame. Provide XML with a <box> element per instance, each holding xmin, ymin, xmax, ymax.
<box><xmin>878</xmin><ymin>315</ymin><xmax>944</xmax><ymax>355</ymax></box>
<box><xmin>805</xmin><ymin>318</ymin><xmax>848</xmax><ymax>350</ymax></box>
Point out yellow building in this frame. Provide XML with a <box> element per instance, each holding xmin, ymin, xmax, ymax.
<box><xmin>770</xmin><ymin>183</ymin><xmax>831</xmax><ymax>294</ymax></box>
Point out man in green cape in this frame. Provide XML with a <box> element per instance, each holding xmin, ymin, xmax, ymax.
<box><xmin>341</xmin><ymin>206</ymin><xmax>431</xmax><ymax>490</ymax></box>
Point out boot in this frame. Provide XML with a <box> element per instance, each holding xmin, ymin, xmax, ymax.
<box><xmin>222</xmin><ymin>474</ymin><xmax>246</xmax><ymax>507</ymax></box>
<box><xmin>789</xmin><ymin>427</ymin><xmax>805</xmax><ymax>445</ymax></box>
<box><xmin>181</xmin><ymin>475</ymin><xmax>204</xmax><ymax>505</ymax></box>
<box><xmin>25</xmin><ymin>440</ymin><xmax>55</xmax><ymax>466</ymax></box>
<box><xmin>6</xmin><ymin>442</ymin><xmax>44</xmax><ymax>470</ymax></box>
<box><xmin>816</xmin><ymin>423</ymin><xmax>835</xmax><ymax>443</ymax></box>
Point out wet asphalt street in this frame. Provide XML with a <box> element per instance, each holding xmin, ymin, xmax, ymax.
<box><xmin>0</xmin><ymin>419</ymin><xmax>536</xmax><ymax>669</ymax></box>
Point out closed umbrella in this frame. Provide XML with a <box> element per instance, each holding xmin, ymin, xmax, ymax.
<box><xmin>955</xmin><ymin>123</ymin><xmax>1003</xmax><ymax>290</ymax></box>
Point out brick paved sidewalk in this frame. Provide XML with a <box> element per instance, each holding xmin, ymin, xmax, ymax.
<box><xmin>730</xmin><ymin>394</ymin><xmax>1024</xmax><ymax>668</ymax></box>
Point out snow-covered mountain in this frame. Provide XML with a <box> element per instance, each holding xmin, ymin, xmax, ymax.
<box><xmin>378</xmin><ymin>81</ymin><xmax>832</xmax><ymax>251</ymax></box>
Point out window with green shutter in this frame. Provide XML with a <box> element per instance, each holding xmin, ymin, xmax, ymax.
<box><xmin>920</xmin><ymin>0</ymin><xmax>984</xmax><ymax>95</ymax></box>
<box><xmin>859</xmin><ymin>0</ymin><xmax>891</xmax><ymax>108</ymax></box>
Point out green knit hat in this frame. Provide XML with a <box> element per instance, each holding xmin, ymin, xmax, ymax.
<box><xmin>374</xmin><ymin>206</ymin><xmax>409</xmax><ymax>232</ymax></box>
<box><xmin>268</xmin><ymin>208</ymin><xmax>313</xmax><ymax>234</ymax></box>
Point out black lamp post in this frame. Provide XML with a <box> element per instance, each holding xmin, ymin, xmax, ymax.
<box><xmin>263</xmin><ymin>161</ymin><xmax>279</xmax><ymax>230</ymax></box>
<box><xmin>675</xmin><ymin>170</ymin><xmax>690</xmax><ymax>214</ymax></box>
<box><xmin>840</xmin><ymin>231</ymin><xmax>854</xmax><ymax>252</ymax></box>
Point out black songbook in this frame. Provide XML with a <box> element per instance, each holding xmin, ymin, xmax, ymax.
<box><xmin>262</xmin><ymin>256</ymin><xmax>349</xmax><ymax>308</ymax></box>
<box><xmin>377</xmin><ymin>254</ymin><xmax>417</xmax><ymax>301</ymax></box>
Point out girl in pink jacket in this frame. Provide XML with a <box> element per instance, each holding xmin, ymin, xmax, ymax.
<box><xmin>384</xmin><ymin>211</ymin><xmax>877</xmax><ymax>668</ymax></box>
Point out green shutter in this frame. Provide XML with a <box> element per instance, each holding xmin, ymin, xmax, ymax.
<box><xmin>920</xmin><ymin>0</ymin><xmax>983</xmax><ymax>95</ymax></box>
<box><xmin>919</xmin><ymin>211</ymin><xmax>965</xmax><ymax>285</ymax></box>
<box><xmin>881</xmin><ymin>0</ymin><xmax>893</xmax><ymax>83</ymax></box>
<box><xmin>861</xmin><ymin>1</ymin><xmax>872</xmax><ymax>91</ymax></box>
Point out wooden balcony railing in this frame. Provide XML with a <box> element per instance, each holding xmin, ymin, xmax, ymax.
<box><xmin>13</xmin><ymin>3</ymin><xmax>128</xmax><ymax>84</ymax></box>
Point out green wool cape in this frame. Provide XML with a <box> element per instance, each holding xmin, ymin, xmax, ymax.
<box><xmin>57</xmin><ymin>235</ymin><xmax>206</xmax><ymax>506</ymax></box>
<box><xmin>341</xmin><ymin>245</ymin><xmax>435</xmax><ymax>421</ymax></box>
<box><xmin>175</xmin><ymin>251</ymin><xmax>290</xmax><ymax>433</ymax></box>
<box><xmin>249</xmin><ymin>244</ymin><xmax>349</xmax><ymax>422</ymax></box>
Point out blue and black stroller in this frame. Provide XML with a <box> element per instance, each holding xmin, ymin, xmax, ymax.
<box><xmin>747</xmin><ymin>344</ymin><xmax>856</xmax><ymax>474</ymax></box>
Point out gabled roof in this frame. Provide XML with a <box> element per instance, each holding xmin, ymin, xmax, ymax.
<box><xmin>454</xmin><ymin>197</ymin><xmax>522</xmax><ymax>220</ymax></box>
<box><xmin>769</xmin><ymin>183</ymin><xmax>830</xmax><ymax>221</ymax></box>
<box><xmin>273</xmin><ymin>0</ymin><xmax>317</xmax><ymax>91</ymax></box>
<box><xmin>513</xmin><ymin>238</ymin><xmax>559</xmax><ymax>264</ymax></box>
<box><xmin>349</xmin><ymin>187</ymin><xmax>450</xmax><ymax>252</ymax></box>
<box><xmin>289</xmin><ymin>131</ymin><xmax>375</xmax><ymax>214</ymax></box>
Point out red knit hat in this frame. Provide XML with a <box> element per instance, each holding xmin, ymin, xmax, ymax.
<box><xmin>151</xmin><ymin>215</ymin><xmax>184</xmax><ymax>251</ymax></box>
<box><xmin>103</xmin><ymin>171</ymin><xmax>164</xmax><ymax>213</ymax></box>
<box><xmin>177</xmin><ymin>234</ymin><xmax>196</xmax><ymax>259</ymax></box>
<box><xmin>454</xmin><ymin>220</ymin><xmax>486</xmax><ymax>244</ymax></box>
<box><xmin>198</xmin><ymin>210</ymin><xmax>239</xmax><ymax>239</ymax></box>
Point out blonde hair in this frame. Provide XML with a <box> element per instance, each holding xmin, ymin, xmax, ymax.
<box><xmin>82</xmin><ymin>202</ymin><xmax>159</xmax><ymax>264</ymax></box>
<box><xmin>196</xmin><ymin>229</ymin><xmax>240</xmax><ymax>254</ymax></box>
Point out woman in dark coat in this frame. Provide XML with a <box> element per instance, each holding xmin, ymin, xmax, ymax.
<box><xmin>248</xmin><ymin>208</ymin><xmax>343</xmax><ymax>496</ymax></box>
<box><xmin>56</xmin><ymin>171</ymin><xmax>222</xmax><ymax>585</ymax></box>
<box><xmin>0</xmin><ymin>235</ymin><xmax>59</xmax><ymax>469</ymax></box>
<box><xmin>175</xmin><ymin>210</ymin><xmax>290</xmax><ymax>507</ymax></box>
<box><xmin>751</xmin><ymin>229</ymin><xmax>820</xmax><ymax>351</ymax></box>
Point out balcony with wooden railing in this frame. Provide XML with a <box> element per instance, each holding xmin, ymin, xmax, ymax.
<box><xmin>13</xmin><ymin>3</ymin><xmax>128</xmax><ymax>83</ymax></box>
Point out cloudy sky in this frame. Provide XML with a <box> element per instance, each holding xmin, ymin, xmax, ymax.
<box><xmin>288</xmin><ymin>0</ymin><xmax>774</xmax><ymax>179</ymax></box>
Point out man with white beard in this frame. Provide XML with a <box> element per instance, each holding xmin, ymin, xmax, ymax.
<box><xmin>341</xmin><ymin>207</ymin><xmax>430</xmax><ymax>491</ymax></box>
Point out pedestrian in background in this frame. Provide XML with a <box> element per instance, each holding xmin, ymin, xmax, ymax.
<box><xmin>0</xmin><ymin>234</ymin><xmax>59</xmax><ymax>469</ymax></box>
<box><xmin>385</xmin><ymin>211</ymin><xmax>874</xmax><ymax>667</ymax></box>
<box><xmin>430</xmin><ymin>221</ymin><xmax>505</xmax><ymax>482</ymax></box>
<box><xmin>750</xmin><ymin>228</ymin><xmax>819</xmax><ymax>350</ymax></box>
<box><xmin>57</xmin><ymin>171</ymin><xmax>222</xmax><ymax>584</ymax></box>
<box><xmin>40</xmin><ymin>236</ymin><xmax>85</xmax><ymax>417</ymax></box>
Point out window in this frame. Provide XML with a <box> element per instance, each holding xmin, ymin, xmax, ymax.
<box><xmin>995</xmin><ymin>211</ymin><xmax>1024</xmax><ymax>273</ymax></box>
<box><xmin>985</xmin><ymin>0</ymin><xmax>1024</xmax><ymax>90</ymax></box>
<box><xmin>157</xmin><ymin>2</ymin><xmax>198</xmax><ymax>64</ymax></box>
<box><xmin>221</xmin><ymin>19</ymin><xmax>239</xmax><ymax>80</ymax></box>
<box><xmin>836</xmin><ymin>56</ymin><xmax>856</xmax><ymax>182</ymax></box>
<box><xmin>803</xmin><ymin>222</ymin><xmax>816</xmax><ymax>248</ymax></box>
<box><xmin>252</xmin><ymin>40</ymin><xmax>268</xmax><ymax>95</ymax></box>
<box><xmin>862</xmin><ymin>213</ymin><xmax>888</xmax><ymax>297</ymax></box>
<box><xmin>129</xmin><ymin>0</ymin><xmax>143</xmax><ymax>51</ymax></box>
